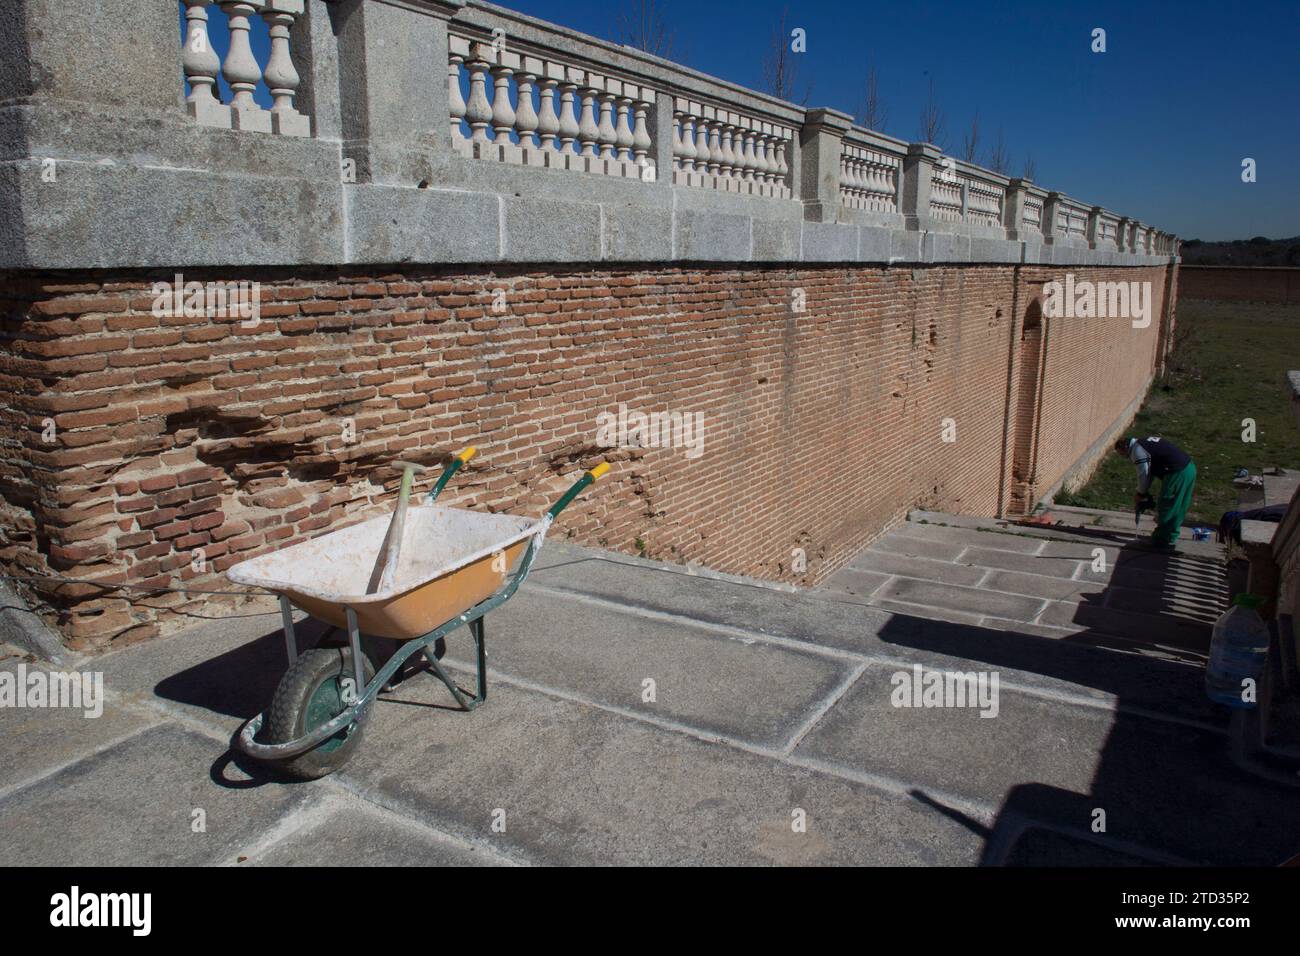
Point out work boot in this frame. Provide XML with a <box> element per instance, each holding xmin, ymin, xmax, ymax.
<box><xmin>1145</xmin><ymin>535</ymin><xmax>1177</xmax><ymax>553</ymax></box>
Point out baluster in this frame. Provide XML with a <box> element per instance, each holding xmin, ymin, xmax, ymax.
<box><xmin>596</xmin><ymin>88</ymin><xmax>618</xmax><ymax>160</ymax></box>
<box><xmin>678</xmin><ymin>110</ymin><xmax>695</xmax><ymax>172</ymax></box>
<box><xmin>448</xmin><ymin>42</ymin><xmax>468</xmax><ymax>146</ymax></box>
<box><xmin>615</xmin><ymin>94</ymin><xmax>635</xmax><ymax>163</ymax></box>
<box><xmin>261</xmin><ymin>3</ymin><xmax>308</xmax><ymax>136</ymax></box>
<box><xmin>465</xmin><ymin>49</ymin><xmax>493</xmax><ymax>144</ymax></box>
<box><xmin>671</xmin><ymin>107</ymin><xmax>685</xmax><ymax>171</ymax></box>
<box><xmin>182</xmin><ymin>1</ymin><xmax>229</xmax><ymax>128</ymax></box>
<box><xmin>537</xmin><ymin>75</ymin><xmax>560</xmax><ymax>152</ymax></box>
<box><xmin>719</xmin><ymin>120</ymin><xmax>735</xmax><ymax>178</ymax></box>
<box><xmin>775</xmin><ymin>134</ymin><xmax>790</xmax><ymax>189</ymax></box>
<box><xmin>577</xmin><ymin>82</ymin><xmax>600</xmax><ymax>158</ymax></box>
<box><xmin>741</xmin><ymin>126</ymin><xmax>758</xmax><ymax>182</ymax></box>
<box><xmin>632</xmin><ymin>97</ymin><xmax>653</xmax><ymax>166</ymax></box>
<box><xmin>706</xmin><ymin>116</ymin><xmax>723</xmax><ymax>175</ymax></box>
<box><xmin>694</xmin><ymin>112</ymin><xmax>711</xmax><ymax>177</ymax></box>
<box><xmin>758</xmin><ymin>132</ymin><xmax>775</xmax><ymax>185</ymax></box>
<box><xmin>220</xmin><ymin>1</ymin><xmax>271</xmax><ymax>132</ymax></box>
<box><xmin>558</xmin><ymin>75</ymin><xmax>580</xmax><ymax>155</ymax></box>
<box><xmin>490</xmin><ymin>60</ymin><xmax>515</xmax><ymax>146</ymax></box>
<box><xmin>515</xmin><ymin>67</ymin><xmax>539</xmax><ymax>151</ymax></box>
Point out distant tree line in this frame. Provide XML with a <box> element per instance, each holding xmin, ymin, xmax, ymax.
<box><xmin>1180</xmin><ymin>237</ymin><xmax>1300</xmax><ymax>267</ymax></box>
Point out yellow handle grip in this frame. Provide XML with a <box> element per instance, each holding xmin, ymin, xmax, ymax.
<box><xmin>588</xmin><ymin>462</ymin><xmax>610</xmax><ymax>481</ymax></box>
<box><xmin>456</xmin><ymin>446</ymin><xmax>477</xmax><ymax>464</ymax></box>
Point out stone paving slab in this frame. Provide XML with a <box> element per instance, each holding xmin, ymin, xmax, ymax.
<box><xmin>793</xmin><ymin>662</ymin><xmax>1300</xmax><ymax>865</ymax></box>
<box><xmin>796</xmin><ymin>661</ymin><xmax>1109</xmax><ymax>803</ymax></box>
<box><xmin>444</xmin><ymin>587</ymin><xmax>852</xmax><ymax>749</ymax></box>
<box><xmin>0</xmin><ymin>724</ymin><xmax>313</xmax><ymax>866</ymax></box>
<box><xmin>1037</xmin><ymin>601</ymin><xmax>1210</xmax><ymax>657</ymax></box>
<box><xmin>1105</xmin><ymin>586</ymin><xmax>1222</xmax><ymax>624</ymax></box>
<box><xmin>897</xmin><ymin>522</ymin><xmax>1048</xmax><ymax>555</ymax></box>
<box><xmin>91</xmin><ymin>600</ymin><xmax>308</xmax><ymax>735</ymax></box>
<box><xmin>872</xmin><ymin>533</ymin><xmax>967</xmax><ymax>562</ymax></box>
<box><xmin>958</xmin><ymin>546</ymin><xmax>1085</xmax><ymax>579</ymax></box>
<box><xmin>0</xmin><ymin>658</ymin><xmax>160</xmax><ymax>788</ymax></box>
<box><xmin>247</xmin><ymin>799</ymin><xmax>509</xmax><ymax>867</ymax></box>
<box><xmin>819</xmin><ymin>567</ymin><xmax>891</xmax><ymax>600</ymax></box>
<box><xmin>980</xmin><ymin>569</ymin><xmax>1106</xmax><ymax>602</ymax></box>
<box><xmin>878</xmin><ymin>577</ymin><xmax>1047</xmax><ymax>622</ymax></box>
<box><xmin>341</xmin><ymin>678</ymin><xmax>986</xmax><ymax>866</ymax></box>
<box><xmin>528</xmin><ymin>552</ymin><xmax>897</xmax><ymax>656</ymax></box>
<box><xmin>846</xmin><ymin>548</ymin><xmax>987</xmax><ymax>586</ymax></box>
<box><xmin>864</xmin><ymin>598</ymin><xmax>991</xmax><ymax>630</ymax></box>
<box><xmin>535</xmin><ymin>549</ymin><xmax>1221</xmax><ymax>722</ymax></box>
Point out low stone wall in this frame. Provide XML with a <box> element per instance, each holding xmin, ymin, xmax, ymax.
<box><xmin>1179</xmin><ymin>266</ymin><xmax>1300</xmax><ymax>304</ymax></box>
<box><xmin>0</xmin><ymin>261</ymin><xmax>1173</xmax><ymax>650</ymax></box>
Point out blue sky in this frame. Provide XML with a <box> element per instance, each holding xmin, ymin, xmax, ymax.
<box><xmin>192</xmin><ymin>0</ymin><xmax>1298</xmax><ymax>240</ymax></box>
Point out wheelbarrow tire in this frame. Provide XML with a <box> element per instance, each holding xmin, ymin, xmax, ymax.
<box><xmin>264</xmin><ymin>646</ymin><xmax>375</xmax><ymax>781</ymax></box>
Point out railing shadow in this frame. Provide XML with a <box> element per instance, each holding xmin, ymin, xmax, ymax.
<box><xmin>874</xmin><ymin>605</ymin><xmax>1300</xmax><ymax>866</ymax></box>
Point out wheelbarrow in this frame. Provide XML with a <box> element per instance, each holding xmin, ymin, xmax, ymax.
<box><xmin>226</xmin><ymin>449</ymin><xmax>609</xmax><ymax>779</ymax></box>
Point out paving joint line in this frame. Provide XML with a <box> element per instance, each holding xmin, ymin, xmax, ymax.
<box><xmin>528</xmin><ymin>582</ymin><xmax>1214</xmax><ymax>721</ymax></box>
<box><xmin>439</xmin><ymin>657</ymin><xmax>1008</xmax><ymax>820</ymax></box>
<box><xmin>780</xmin><ymin>662</ymin><xmax>869</xmax><ymax>757</ymax></box>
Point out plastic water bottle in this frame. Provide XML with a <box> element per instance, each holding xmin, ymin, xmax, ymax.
<box><xmin>1204</xmin><ymin>594</ymin><xmax>1270</xmax><ymax>708</ymax></box>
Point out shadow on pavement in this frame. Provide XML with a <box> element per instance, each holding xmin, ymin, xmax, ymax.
<box><xmin>876</xmin><ymin>604</ymin><xmax>1300</xmax><ymax>866</ymax></box>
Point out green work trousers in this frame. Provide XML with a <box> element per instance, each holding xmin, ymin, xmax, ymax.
<box><xmin>1153</xmin><ymin>461</ymin><xmax>1197</xmax><ymax>545</ymax></box>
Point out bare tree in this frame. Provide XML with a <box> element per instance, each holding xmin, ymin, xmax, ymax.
<box><xmin>761</xmin><ymin>8</ymin><xmax>812</xmax><ymax>103</ymax></box>
<box><xmin>917</xmin><ymin>76</ymin><xmax>946</xmax><ymax>149</ymax></box>
<box><xmin>613</xmin><ymin>0</ymin><xmax>678</xmax><ymax>59</ymax></box>
<box><xmin>1022</xmin><ymin>152</ymin><xmax>1037</xmax><ymax>182</ymax></box>
<box><xmin>984</xmin><ymin>127</ymin><xmax>1009</xmax><ymax>174</ymax></box>
<box><xmin>855</xmin><ymin>63</ymin><xmax>887</xmax><ymax>131</ymax></box>
<box><xmin>960</xmin><ymin>111</ymin><xmax>980</xmax><ymax>163</ymax></box>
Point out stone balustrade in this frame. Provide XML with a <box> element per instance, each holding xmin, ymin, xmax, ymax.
<box><xmin>0</xmin><ymin>0</ymin><xmax>1179</xmax><ymax>270</ymax></box>
<box><xmin>671</xmin><ymin>100</ymin><xmax>793</xmax><ymax>198</ymax></box>
<box><xmin>1020</xmin><ymin>191</ymin><xmax>1045</xmax><ymax>235</ymax></box>
<box><xmin>448</xmin><ymin>32</ymin><xmax>656</xmax><ymax>180</ymax></box>
<box><xmin>181</xmin><ymin>0</ymin><xmax>311</xmax><ymax>136</ymax></box>
<box><xmin>838</xmin><ymin>139</ymin><xmax>902</xmax><ymax>213</ymax></box>
<box><xmin>1055</xmin><ymin>197</ymin><xmax>1092</xmax><ymax>242</ymax></box>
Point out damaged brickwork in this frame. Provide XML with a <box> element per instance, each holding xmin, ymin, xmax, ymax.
<box><xmin>0</xmin><ymin>262</ymin><xmax>1174</xmax><ymax>650</ymax></box>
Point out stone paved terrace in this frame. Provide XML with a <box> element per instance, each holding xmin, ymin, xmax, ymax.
<box><xmin>823</xmin><ymin>508</ymin><xmax>1227</xmax><ymax>665</ymax></box>
<box><xmin>3</xmin><ymin>516</ymin><xmax>1297</xmax><ymax>867</ymax></box>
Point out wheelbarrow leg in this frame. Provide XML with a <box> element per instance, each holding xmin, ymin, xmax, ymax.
<box><xmin>470</xmin><ymin>616</ymin><xmax>487</xmax><ymax>703</ymax></box>
<box><xmin>345</xmin><ymin>607</ymin><xmax>366</xmax><ymax>702</ymax></box>
<box><xmin>279</xmin><ymin>595</ymin><xmax>298</xmax><ymax>665</ymax></box>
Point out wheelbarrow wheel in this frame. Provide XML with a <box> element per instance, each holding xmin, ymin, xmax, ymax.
<box><xmin>263</xmin><ymin>646</ymin><xmax>375</xmax><ymax>780</ymax></box>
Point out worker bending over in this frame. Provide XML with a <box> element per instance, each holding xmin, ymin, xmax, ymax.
<box><xmin>1113</xmin><ymin>435</ymin><xmax>1197</xmax><ymax>550</ymax></box>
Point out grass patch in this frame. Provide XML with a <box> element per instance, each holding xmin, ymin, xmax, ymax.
<box><xmin>1058</xmin><ymin>299</ymin><xmax>1300</xmax><ymax>524</ymax></box>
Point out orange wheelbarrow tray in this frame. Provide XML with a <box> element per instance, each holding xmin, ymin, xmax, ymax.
<box><xmin>224</xmin><ymin>456</ymin><xmax>608</xmax><ymax>776</ymax></box>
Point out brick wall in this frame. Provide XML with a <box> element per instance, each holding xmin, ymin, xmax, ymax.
<box><xmin>0</xmin><ymin>262</ymin><xmax>1173</xmax><ymax>651</ymax></box>
<box><xmin>1019</xmin><ymin>266</ymin><xmax>1170</xmax><ymax>500</ymax></box>
<box><xmin>1179</xmin><ymin>266</ymin><xmax>1300</xmax><ymax>304</ymax></box>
